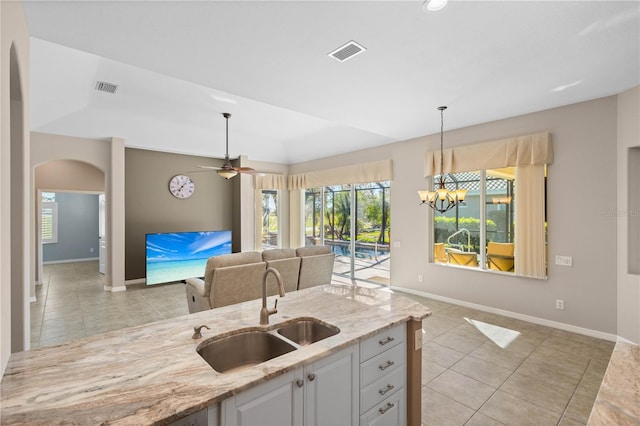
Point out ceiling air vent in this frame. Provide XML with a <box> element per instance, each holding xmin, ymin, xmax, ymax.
<box><xmin>328</xmin><ymin>40</ymin><xmax>367</xmax><ymax>62</ymax></box>
<box><xmin>95</xmin><ymin>81</ymin><xmax>118</xmax><ymax>94</ymax></box>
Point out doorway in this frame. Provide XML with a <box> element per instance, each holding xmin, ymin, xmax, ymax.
<box><xmin>304</xmin><ymin>181</ymin><xmax>391</xmax><ymax>285</ymax></box>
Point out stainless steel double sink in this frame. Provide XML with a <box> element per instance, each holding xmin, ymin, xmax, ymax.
<box><xmin>196</xmin><ymin>318</ymin><xmax>340</xmax><ymax>373</ymax></box>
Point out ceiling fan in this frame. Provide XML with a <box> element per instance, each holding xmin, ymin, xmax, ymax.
<box><xmin>197</xmin><ymin>113</ymin><xmax>255</xmax><ymax>179</ymax></box>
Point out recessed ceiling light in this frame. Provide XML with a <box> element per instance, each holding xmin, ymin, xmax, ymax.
<box><xmin>422</xmin><ymin>0</ymin><xmax>448</xmax><ymax>12</ymax></box>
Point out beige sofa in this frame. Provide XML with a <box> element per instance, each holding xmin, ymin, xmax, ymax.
<box><xmin>185</xmin><ymin>247</ymin><xmax>335</xmax><ymax>314</ymax></box>
<box><xmin>296</xmin><ymin>245</ymin><xmax>336</xmax><ymax>290</ymax></box>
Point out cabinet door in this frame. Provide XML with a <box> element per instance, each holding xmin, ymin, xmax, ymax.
<box><xmin>360</xmin><ymin>388</ymin><xmax>406</xmax><ymax>426</ymax></box>
<box><xmin>222</xmin><ymin>370</ymin><xmax>303</xmax><ymax>426</ymax></box>
<box><xmin>305</xmin><ymin>345</ymin><xmax>359</xmax><ymax>426</ymax></box>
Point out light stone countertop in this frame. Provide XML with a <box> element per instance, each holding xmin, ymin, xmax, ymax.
<box><xmin>587</xmin><ymin>341</ymin><xmax>640</xmax><ymax>425</ymax></box>
<box><xmin>0</xmin><ymin>284</ymin><xmax>431</xmax><ymax>425</ymax></box>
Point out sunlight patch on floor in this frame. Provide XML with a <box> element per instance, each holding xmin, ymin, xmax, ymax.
<box><xmin>464</xmin><ymin>317</ymin><xmax>521</xmax><ymax>348</ymax></box>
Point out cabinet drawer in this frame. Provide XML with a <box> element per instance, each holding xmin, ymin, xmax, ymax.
<box><xmin>360</xmin><ymin>366</ymin><xmax>405</xmax><ymax>415</ymax></box>
<box><xmin>360</xmin><ymin>342</ymin><xmax>405</xmax><ymax>388</ymax></box>
<box><xmin>360</xmin><ymin>387</ymin><xmax>406</xmax><ymax>426</ymax></box>
<box><xmin>360</xmin><ymin>323</ymin><xmax>406</xmax><ymax>362</ymax></box>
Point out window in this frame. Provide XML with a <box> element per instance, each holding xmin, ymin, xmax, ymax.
<box><xmin>41</xmin><ymin>192</ymin><xmax>58</xmax><ymax>244</ymax></box>
<box><xmin>261</xmin><ymin>190</ymin><xmax>279</xmax><ymax>249</ymax></box>
<box><xmin>432</xmin><ymin>167</ymin><xmax>546</xmax><ymax>277</ymax></box>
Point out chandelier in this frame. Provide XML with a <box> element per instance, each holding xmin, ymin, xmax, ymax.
<box><xmin>418</xmin><ymin>106</ymin><xmax>467</xmax><ymax>213</ymax></box>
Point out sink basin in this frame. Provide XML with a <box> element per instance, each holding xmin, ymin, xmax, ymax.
<box><xmin>197</xmin><ymin>330</ymin><xmax>296</xmax><ymax>373</ymax></box>
<box><xmin>277</xmin><ymin>318</ymin><xmax>340</xmax><ymax>346</ymax></box>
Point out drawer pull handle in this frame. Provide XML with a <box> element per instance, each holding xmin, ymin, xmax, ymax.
<box><xmin>296</xmin><ymin>380</ymin><xmax>304</xmax><ymax>388</ymax></box>
<box><xmin>307</xmin><ymin>373</ymin><xmax>316</xmax><ymax>381</ymax></box>
<box><xmin>379</xmin><ymin>360</ymin><xmax>395</xmax><ymax>371</ymax></box>
<box><xmin>379</xmin><ymin>336</ymin><xmax>395</xmax><ymax>346</ymax></box>
<box><xmin>378</xmin><ymin>384</ymin><xmax>395</xmax><ymax>395</ymax></box>
<box><xmin>379</xmin><ymin>402</ymin><xmax>395</xmax><ymax>415</ymax></box>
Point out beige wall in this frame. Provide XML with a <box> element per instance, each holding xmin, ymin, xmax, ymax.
<box><xmin>617</xmin><ymin>86</ymin><xmax>640</xmax><ymax>344</ymax></box>
<box><xmin>35</xmin><ymin>159</ymin><xmax>105</xmax><ymax>192</ymax></box>
<box><xmin>124</xmin><ymin>148</ymin><xmax>234</xmax><ymax>280</ymax></box>
<box><xmin>292</xmin><ymin>96</ymin><xmax>621</xmax><ymax>338</ymax></box>
<box><xmin>1</xmin><ymin>0</ymin><xmax>30</xmax><ymax>375</ymax></box>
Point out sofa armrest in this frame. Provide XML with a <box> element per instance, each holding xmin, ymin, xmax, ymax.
<box><xmin>185</xmin><ymin>277</ymin><xmax>206</xmax><ymax>297</ymax></box>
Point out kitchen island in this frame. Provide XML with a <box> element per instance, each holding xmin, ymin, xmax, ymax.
<box><xmin>0</xmin><ymin>284</ymin><xmax>430</xmax><ymax>425</ymax></box>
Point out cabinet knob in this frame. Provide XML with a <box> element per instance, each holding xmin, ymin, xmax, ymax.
<box><xmin>296</xmin><ymin>379</ymin><xmax>304</xmax><ymax>388</ymax></box>
<box><xmin>307</xmin><ymin>373</ymin><xmax>316</xmax><ymax>381</ymax></box>
<box><xmin>378</xmin><ymin>402</ymin><xmax>395</xmax><ymax>415</ymax></box>
<box><xmin>378</xmin><ymin>360</ymin><xmax>395</xmax><ymax>371</ymax></box>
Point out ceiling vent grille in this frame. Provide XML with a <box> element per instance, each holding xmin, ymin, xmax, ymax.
<box><xmin>95</xmin><ymin>81</ymin><xmax>118</xmax><ymax>94</ymax></box>
<box><xmin>328</xmin><ymin>40</ymin><xmax>367</xmax><ymax>62</ymax></box>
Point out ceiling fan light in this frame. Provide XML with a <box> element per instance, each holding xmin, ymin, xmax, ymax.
<box><xmin>217</xmin><ymin>169</ymin><xmax>238</xmax><ymax>180</ymax></box>
<box><xmin>423</xmin><ymin>0</ymin><xmax>448</xmax><ymax>12</ymax></box>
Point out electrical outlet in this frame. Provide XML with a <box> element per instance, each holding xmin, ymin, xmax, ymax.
<box><xmin>418</xmin><ymin>274</ymin><xmax>423</xmax><ymax>282</ymax></box>
<box><xmin>90</xmin><ymin>247</ymin><xmax>94</xmax><ymax>253</ymax></box>
<box><xmin>555</xmin><ymin>255</ymin><xmax>573</xmax><ymax>266</ymax></box>
<box><xmin>556</xmin><ymin>299</ymin><xmax>564</xmax><ymax>310</ymax></box>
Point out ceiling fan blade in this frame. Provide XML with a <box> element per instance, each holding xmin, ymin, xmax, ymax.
<box><xmin>196</xmin><ymin>165</ymin><xmax>222</xmax><ymax>170</ymax></box>
<box><xmin>234</xmin><ymin>166</ymin><xmax>256</xmax><ymax>174</ymax></box>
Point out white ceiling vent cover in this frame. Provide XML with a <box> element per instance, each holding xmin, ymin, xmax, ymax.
<box><xmin>95</xmin><ymin>81</ymin><xmax>118</xmax><ymax>94</ymax></box>
<box><xmin>328</xmin><ymin>40</ymin><xmax>367</xmax><ymax>62</ymax></box>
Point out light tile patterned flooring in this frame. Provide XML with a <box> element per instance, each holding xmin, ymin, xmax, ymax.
<box><xmin>32</xmin><ymin>261</ymin><xmax>613</xmax><ymax>426</ymax></box>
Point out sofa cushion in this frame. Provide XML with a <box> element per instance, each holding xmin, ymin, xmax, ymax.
<box><xmin>262</xmin><ymin>248</ymin><xmax>297</xmax><ymax>261</ymax></box>
<box><xmin>295</xmin><ymin>245</ymin><xmax>332</xmax><ymax>257</ymax></box>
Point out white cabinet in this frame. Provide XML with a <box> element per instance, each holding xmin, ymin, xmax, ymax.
<box><xmin>360</xmin><ymin>388</ymin><xmax>406</xmax><ymax>426</ymax></box>
<box><xmin>222</xmin><ymin>370</ymin><xmax>302</xmax><ymax>426</ymax></box>
<box><xmin>169</xmin><ymin>404</ymin><xmax>219</xmax><ymax>426</ymax></box>
<box><xmin>304</xmin><ymin>345</ymin><xmax>359</xmax><ymax>425</ymax></box>
<box><xmin>359</xmin><ymin>324</ymin><xmax>407</xmax><ymax>426</ymax></box>
<box><xmin>222</xmin><ymin>345</ymin><xmax>358</xmax><ymax>426</ymax></box>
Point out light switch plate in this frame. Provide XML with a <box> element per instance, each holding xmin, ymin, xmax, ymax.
<box><xmin>414</xmin><ymin>329</ymin><xmax>423</xmax><ymax>349</ymax></box>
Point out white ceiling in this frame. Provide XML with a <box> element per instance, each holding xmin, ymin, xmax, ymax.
<box><xmin>24</xmin><ymin>1</ymin><xmax>640</xmax><ymax>164</ymax></box>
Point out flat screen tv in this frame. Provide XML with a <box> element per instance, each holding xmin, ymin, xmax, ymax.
<box><xmin>145</xmin><ymin>230</ymin><xmax>232</xmax><ymax>285</ymax></box>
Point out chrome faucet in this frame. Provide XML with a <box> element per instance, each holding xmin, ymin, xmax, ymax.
<box><xmin>260</xmin><ymin>267</ymin><xmax>286</xmax><ymax>325</ymax></box>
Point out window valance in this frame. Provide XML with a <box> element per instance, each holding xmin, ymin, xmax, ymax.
<box><xmin>424</xmin><ymin>132</ymin><xmax>553</xmax><ymax>176</ymax></box>
<box><xmin>254</xmin><ymin>174</ymin><xmax>287</xmax><ymax>190</ymax></box>
<box><xmin>288</xmin><ymin>159</ymin><xmax>393</xmax><ymax>190</ymax></box>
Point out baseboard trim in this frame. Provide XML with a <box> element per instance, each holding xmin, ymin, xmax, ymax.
<box><xmin>616</xmin><ymin>336</ymin><xmax>638</xmax><ymax>345</ymax></box>
<box><xmin>104</xmin><ymin>285</ymin><xmax>126</xmax><ymax>292</ymax></box>
<box><xmin>125</xmin><ymin>278</ymin><xmax>146</xmax><ymax>286</ymax></box>
<box><xmin>391</xmin><ymin>286</ymin><xmax>619</xmax><ymax>342</ymax></box>
<box><xmin>43</xmin><ymin>257</ymin><xmax>99</xmax><ymax>265</ymax></box>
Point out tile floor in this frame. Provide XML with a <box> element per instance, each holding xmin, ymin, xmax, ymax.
<box><xmin>32</xmin><ymin>261</ymin><xmax>614</xmax><ymax>426</ymax></box>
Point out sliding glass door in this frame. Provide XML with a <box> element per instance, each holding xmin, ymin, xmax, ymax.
<box><xmin>304</xmin><ymin>181</ymin><xmax>390</xmax><ymax>285</ymax></box>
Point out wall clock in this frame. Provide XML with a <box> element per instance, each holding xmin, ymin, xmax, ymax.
<box><xmin>168</xmin><ymin>174</ymin><xmax>195</xmax><ymax>199</ymax></box>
